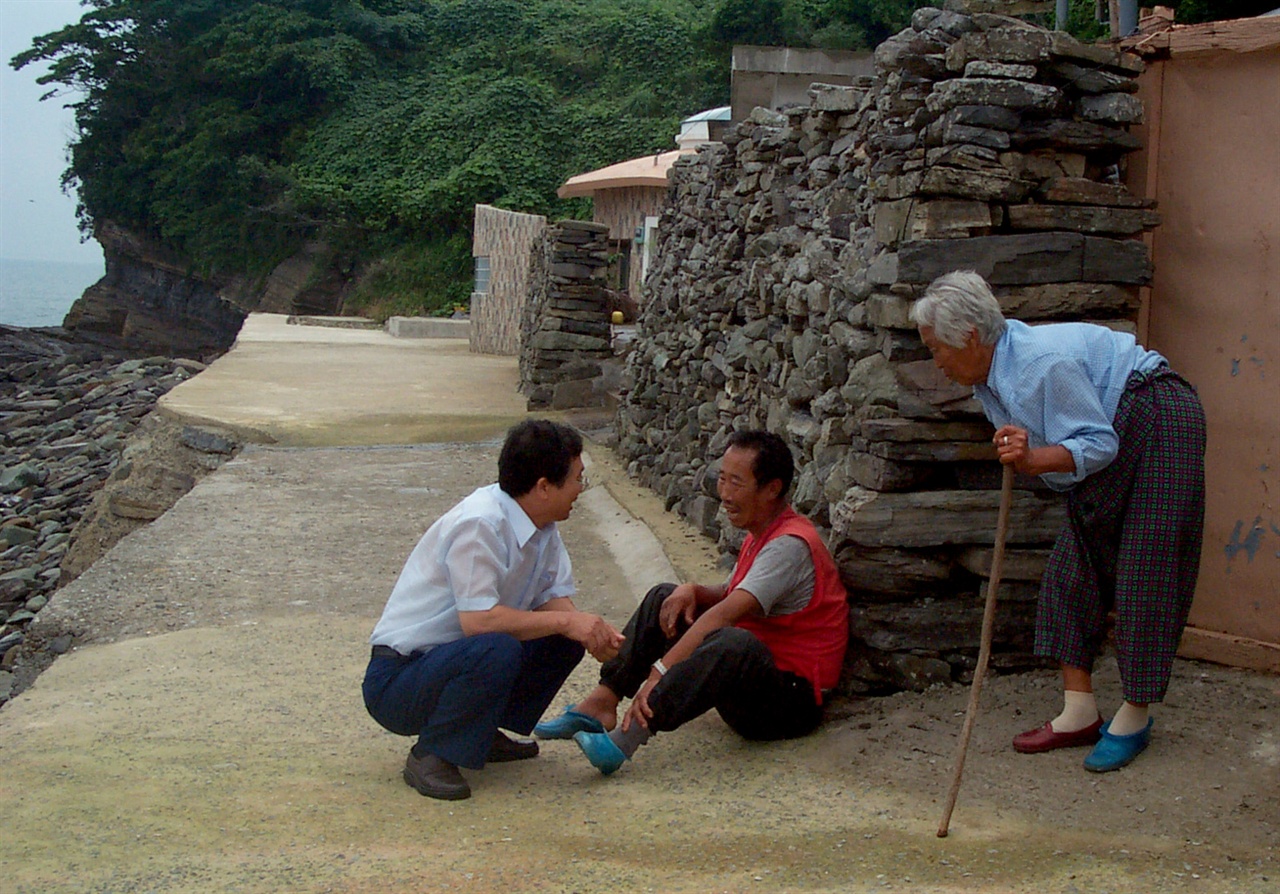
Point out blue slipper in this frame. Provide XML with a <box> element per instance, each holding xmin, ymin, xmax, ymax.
<box><xmin>573</xmin><ymin>730</ymin><xmax>628</xmax><ymax>776</ymax></box>
<box><xmin>1083</xmin><ymin>719</ymin><xmax>1154</xmax><ymax>772</ymax></box>
<box><xmin>533</xmin><ymin>705</ymin><xmax>605</xmax><ymax>740</ymax></box>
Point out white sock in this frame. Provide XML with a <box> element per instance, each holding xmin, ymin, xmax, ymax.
<box><xmin>1108</xmin><ymin>701</ymin><xmax>1150</xmax><ymax>736</ymax></box>
<box><xmin>1050</xmin><ymin>690</ymin><xmax>1099</xmax><ymax>733</ymax></box>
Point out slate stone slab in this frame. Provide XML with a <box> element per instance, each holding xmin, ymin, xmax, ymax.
<box><xmin>927</xmin><ymin>77</ymin><xmax>1063</xmax><ymax>116</ymax></box>
<box><xmin>1036</xmin><ymin>177</ymin><xmax>1154</xmax><ymax>208</ymax></box>
<box><xmin>849</xmin><ymin>596</ymin><xmax>1037</xmax><ymax>653</ymax></box>
<box><xmin>830</xmin><ymin>486</ymin><xmax>1067</xmax><ymax>547</ymax></box>
<box><xmin>860</xmin><ymin>418</ymin><xmax>995</xmax><ymax>442</ymax></box>
<box><xmin>945</xmin><ymin>27</ymin><xmax>1053</xmax><ymax>69</ymax></box>
<box><xmin>997</xmin><ymin>282</ymin><xmax>1141</xmax><ymax>320</ymax></box>
<box><xmin>957</xmin><ymin>546</ymin><xmax>1052</xmax><ymax>581</ymax></box>
<box><xmin>898</xmin><ymin>232</ymin><xmax>1086</xmax><ymax>284</ymax></box>
<box><xmin>1006</xmin><ymin>204</ymin><xmax>1160</xmax><ymax>235</ymax></box>
<box><xmin>834</xmin><ymin>544</ymin><xmax>952</xmax><ymax>595</ymax></box>
<box><xmin>1082</xmin><ymin>236</ymin><xmax>1152</xmax><ymax>284</ymax></box>
<box><xmin>1012</xmin><ymin>119</ymin><xmax>1143</xmax><ymax>153</ymax></box>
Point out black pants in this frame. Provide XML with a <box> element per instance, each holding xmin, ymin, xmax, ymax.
<box><xmin>600</xmin><ymin>583</ymin><xmax>822</xmax><ymax>740</ymax></box>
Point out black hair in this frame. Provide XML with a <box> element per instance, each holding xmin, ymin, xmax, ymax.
<box><xmin>726</xmin><ymin>429</ymin><xmax>794</xmax><ymax>496</ymax></box>
<box><xmin>498</xmin><ymin>419</ymin><xmax>583</xmax><ymax>498</ymax></box>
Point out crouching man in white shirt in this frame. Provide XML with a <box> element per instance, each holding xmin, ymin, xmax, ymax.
<box><xmin>363</xmin><ymin>419</ymin><xmax>623</xmax><ymax>800</ymax></box>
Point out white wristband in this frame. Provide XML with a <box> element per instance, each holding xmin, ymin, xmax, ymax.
<box><xmin>652</xmin><ymin>659</ymin><xmax>668</xmax><ymax>676</ymax></box>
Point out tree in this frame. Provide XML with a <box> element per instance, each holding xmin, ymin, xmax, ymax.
<box><xmin>13</xmin><ymin>1</ymin><xmax>726</xmax><ymax>310</ymax></box>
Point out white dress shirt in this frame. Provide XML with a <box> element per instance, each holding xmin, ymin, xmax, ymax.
<box><xmin>369</xmin><ymin>483</ymin><xmax>575</xmax><ymax>654</ymax></box>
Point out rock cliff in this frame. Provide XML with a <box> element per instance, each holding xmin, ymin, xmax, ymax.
<box><xmin>62</xmin><ymin>222</ymin><xmax>247</xmax><ymax>359</ymax></box>
<box><xmin>63</xmin><ymin>222</ymin><xmax>353</xmax><ymax>359</ymax></box>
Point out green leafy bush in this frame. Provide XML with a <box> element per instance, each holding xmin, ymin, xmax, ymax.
<box><xmin>345</xmin><ymin>233</ymin><xmax>474</xmax><ymax>319</ymax></box>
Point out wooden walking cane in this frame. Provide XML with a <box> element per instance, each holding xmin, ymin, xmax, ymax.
<box><xmin>937</xmin><ymin>462</ymin><xmax>1015</xmax><ymax>838</ymax></box>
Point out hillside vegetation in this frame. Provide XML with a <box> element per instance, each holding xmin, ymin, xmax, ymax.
<box><xmin>13</xmin><ymin>0</ymin><xmax>1268</xmax><ymax>316</ymax></box>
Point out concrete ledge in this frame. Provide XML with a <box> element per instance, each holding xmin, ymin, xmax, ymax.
<box><xmin>385</xmin><ymin>316</ymin><xmax>471</xmax><ymax>339</ymax></box>
<box><xmin>286</xmin><ymin>315</ymin><xmax>381</xmax><ymax>330</ymax></box>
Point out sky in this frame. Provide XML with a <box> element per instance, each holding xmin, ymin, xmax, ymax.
<box><xmin>1</xmin><ymin>0</ymin><xmax>103</xmax><ymax>266</ymax></box>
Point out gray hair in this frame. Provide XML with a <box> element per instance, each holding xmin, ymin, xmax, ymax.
<box><xmin>909</xmin><ymin>270</ymin><xmax>1007</xmax><ymax>348</ymax></box>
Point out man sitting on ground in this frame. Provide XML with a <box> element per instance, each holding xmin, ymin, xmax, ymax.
<box><xmin>363</xmin><ymin>419</ymin><xmax>624</xmax><ymax>800</ymax></box>
<box><xmin>535</xmin><ymin>429</ymin><xmax>848</xmax><ymax>775</ymax></box>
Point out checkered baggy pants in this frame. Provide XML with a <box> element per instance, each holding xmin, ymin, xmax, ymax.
<box><xmin>1036</xmin><ymin>366</ymin><xmax>1206</xmax><ymax>704</ymax></box>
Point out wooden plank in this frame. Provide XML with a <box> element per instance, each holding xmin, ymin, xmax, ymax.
<box><xmin>1133</xmin><ymin>56</ymin><xmax>1165</xmax><ymax>346</ymax></box>
<box><xmin>1167</xmin><ymin>18</ymin><xmax>1280</xmax><ymax>57</ymax></box>
<box><xmin>1179</xmin><ymin>626</ymin><xmax>1280</xmax><ymax>673</ymax></box>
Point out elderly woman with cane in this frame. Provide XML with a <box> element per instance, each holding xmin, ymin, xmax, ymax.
<box><xmin>910</xmin><ymin>271</ymin><xmax>1206</xmax><ymax>772</ymax></box>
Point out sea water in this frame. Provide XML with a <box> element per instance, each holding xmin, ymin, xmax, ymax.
<box><xmin>0</xmin><ymin>257</ymin><xmax>104</xmax><ymax>328</ymax></box>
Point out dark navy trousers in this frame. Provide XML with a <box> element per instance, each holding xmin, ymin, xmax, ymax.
<box><xmin>363</xmin><ymin>633</ymin><xmax>584</xmax><ymax>769</ymax></box>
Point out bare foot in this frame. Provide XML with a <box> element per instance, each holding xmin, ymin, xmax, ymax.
<box><xmin>574</xmin><ymin>685</ymin><xmax>620</xmax><ymax>731</ymax></box>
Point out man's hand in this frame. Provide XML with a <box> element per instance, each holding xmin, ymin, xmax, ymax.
<box><xmin>563</xmin><ymin>612</ymin><xmax>625</xmax><ymax>662</ymax></box>
<box><xmin>622</xmin><ymin>672</ymin><xmax>660</xmax><ymax>731</ymax></box>
<box><xmin>659</xmin><ymin>584</ymin><xmax>699</xmax><ymax>637</ymax></box>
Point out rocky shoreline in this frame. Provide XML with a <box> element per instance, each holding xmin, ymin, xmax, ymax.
<box><xmin>0</xmin><ymin>324</ymin><xmax>240</xmax><ymax>704</ymax></box>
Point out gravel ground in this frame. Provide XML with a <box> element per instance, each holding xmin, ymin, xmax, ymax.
<box><xmin>1</xmin><ymin>435</ymin><xmax>1275</xmax><ymax>893</ymax></box>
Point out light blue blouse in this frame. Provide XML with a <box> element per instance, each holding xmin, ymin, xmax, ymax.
<box><xmin>972</xmin><ymin>320</ymin><xmax>1166</xmax><ymax>491</ymax></box>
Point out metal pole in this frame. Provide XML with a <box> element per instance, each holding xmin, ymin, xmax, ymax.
<box><xmin>1056</xmin><ymin>0</ymin><xmax>1070</xmax><ymax>32</ymax></box>
<box><xmin>1118</xmin><ymin>0</ymin><xmax>1140</xmax><ymax>36</ymax></box>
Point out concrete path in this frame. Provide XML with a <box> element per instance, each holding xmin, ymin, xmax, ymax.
<box><xmin>2</xmin><ymin>315</ymin><xmax>1274</xmax><ymax>893</ymax></box>
<box><xmin>159</xmin><ymin>314</ymin><xmax>528</xmax><ymax>446</ymax></box>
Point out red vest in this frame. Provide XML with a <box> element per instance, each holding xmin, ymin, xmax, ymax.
<box><xmin>731</xmin><ymin>507</ymin><xmax>849</xmax><ymax>703</ymax></box>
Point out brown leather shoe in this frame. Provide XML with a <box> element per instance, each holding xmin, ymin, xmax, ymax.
<box><xmin>487</xmin><ymin>730</ymin><xmax>539</xmax><ymax>763</ymax></box>
<box><xmin>1013</xmin><ymin>717</ymin><xmax>1105</xmax><ymax>754</ymax></box>
<box><xmin>403</xmin><ymin>751</ymin><xmax>471</xmax><ymax>800</ymax></box>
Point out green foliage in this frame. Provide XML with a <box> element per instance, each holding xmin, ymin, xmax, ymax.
<box><xmin>1062</xmin><ymin>0</ymin><xmax>1108</xmax><ymax>42</ymax></box>
<box><xmin>345</xmin><ymin>232</ymin><xmax>473</xmax><ymax>318</ymax></box>
<box><xmin>706</xmin><ymin>0</ymin><xmax>929</xmax><ymax>51</ymax></box>
<box><xmin>12</xmin><ymin>0</ymin><xmax>399</xmax><ymax>275</ymax></box>
<box><xmin>14</xmin><ymin>0</ymin><xmax>727</xmax><ymax>295</ymax></box>
<box><xmin>1171</xmin><ymin>0</ymin><xmax>1278</xmax><ymax>23</ymax></box>
<box><xmin>22</xmin><ymin>0</ymin><xmax>1263</xmax><ymax>306</ymax></box>
<box><xmin>806</xmin><ymin>1</ymin><xmax>931</xmax><ymax>50</ymax></box>
<box><xmin>709</xmin><ymin>0</ymin><xmax>797</xmax><ymax>46</ymax></box>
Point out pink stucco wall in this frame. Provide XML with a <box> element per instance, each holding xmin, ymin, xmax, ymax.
<box><xmin>1130</xmin><ymin>19</ymin><xmax>1280</xmax><ymax>671</ymax></box>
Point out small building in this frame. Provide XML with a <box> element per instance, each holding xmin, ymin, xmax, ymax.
<box><xmin>730</xmin><ymin>45</ymin><xmax>874</xmax><ymax>123</ymax></box>
<box><xmin>556</xmin><ymin>107</ymin><xmax>730</xmax><ymax>309</ymax></box>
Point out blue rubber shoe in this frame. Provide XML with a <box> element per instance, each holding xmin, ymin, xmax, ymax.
<box><xmin>1083</xmin><ymin>719</ymin><xmax>1154</xmax><ymax>772</ymax></box>
<box><xmin>573</xmin><ymin>730</ymin><xmax>628</xmax><ymax>776</ymax></box>
<box><xmin>533</xmin><ymin>705</ymin><xmax>605</xmax><ymax>740</ymax></box>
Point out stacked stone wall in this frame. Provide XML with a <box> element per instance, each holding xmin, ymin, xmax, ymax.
<box><xmin>519</xmin><ymin>220</ymin><xmax>614</xmax><ymax>409</ymax></box>
<box><xmin>617</xmin><ymin>8</ymin><xmax>1157</xmax><ymax>693</ymax></box>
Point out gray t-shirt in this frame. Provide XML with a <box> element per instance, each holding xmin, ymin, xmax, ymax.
<box><xmin>732</xmin><ymin>535</ymin><xmax>815</xmax><ymax>617</ymax></box>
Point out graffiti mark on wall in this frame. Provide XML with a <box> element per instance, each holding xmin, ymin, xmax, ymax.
<box><xmin>1228</xmin><ymin>334</ymin><xmax>1268</xmax><ymax>380</ymax></box>
<box><xmin>1223</xmin><ymin>516</ymin><xmax>1269</xmax><ymax>564</ymax></box>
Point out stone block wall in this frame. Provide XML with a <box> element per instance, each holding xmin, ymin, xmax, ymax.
<box><xmin>471</xmin><ymin>204</ymin><xmax>546</xmax><ymax>356</ymax></box>
<box><xmin>617</xmin><ymin>8</ymin><xmax>1157</xmax><ymax>694</ymax></box>
<box><xmin>518</xmin><ymin>220</ymin><xmax>615</xmax><ymax>409</ymax></box>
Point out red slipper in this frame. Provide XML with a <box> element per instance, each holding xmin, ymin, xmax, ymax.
<box><xmin>1012</xmin><ymin>717</ymin><xmax>1104</xmax><ymax>754</ymax></box>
